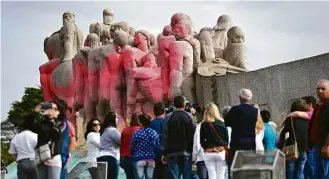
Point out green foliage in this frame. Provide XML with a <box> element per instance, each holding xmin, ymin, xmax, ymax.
<box><xmin>1</xmin><ymin>86</ymin><xmax>44</xmax><ymax>165</ymax></box>
<box><xmin>7</xmin><ymin>87</ymin><xmax>44</xmax><ymax>125</ymax></box>
<box><xmin>1</xmin><ymin>143</ymin><xmax>14</xmax><ymax>165</ymax></box>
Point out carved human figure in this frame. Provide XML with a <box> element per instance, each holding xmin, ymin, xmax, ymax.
<box><xmin>212</xmin><ymin>15</ymin><xmax>233</xmax><ymax>59</ymax></box>
<box><xmin>100</xmin><ymin>29</ymin><xmax>130</xmax><ymax>130</ymax></box>
<box><xmin>168</xmin><ymin>19</ymin><xmax>200</xmax><ymax>103</ymax></box>
<box><xmin>100</xmin><ymin>29</ymin><xmax>111</xmax><ymax>45</ymax></box>
<box><xmin>40</xmin><ymin>11</ymin><xmax>83</xmax><ymax>105</ymax></box>
<box><xmin>198</xmin><ymin>28</ymin><xmax>216</xmax><ymax>63</ymax></box>
<box><xmin>123</xmin><ymin>30</ymin><xmax>161</xmax><ymax>119</ymax></box>
<box><xmin>129</xmin><ymin>27</ymin><xmax>136</xmax><ymax>37</ymax></box>
<box><xmin>88</xmin><ymin>22</ymin><xmax>132</xmax><ymax>107</ymax></box>
<box><xmin>73</xmin><ymin>33</ymin><xmax>101</xmax><ymax>121</ymax></box>
<box><xmin>110</xmin><ymin>21</ymin><xmax>134</xmax><ymax>46</ymax></box>
<box><xmin>197</xmin><ymin>15</ymin><xmax>233</xmax><ymax>62</ymax></box>
<box><xmin>159</xmin><ymin>13</ymin><xmax>200</xmax><ymax>103</ymax></box>
<box><xmin>223</xmin><ymin>26</ymin><xmax>247</xmax><ymax>70</ymax></box>
<box><xmin>89</xmin><ymin>9</ymin><xmax>114</xmax><ymax>45</ymax></box>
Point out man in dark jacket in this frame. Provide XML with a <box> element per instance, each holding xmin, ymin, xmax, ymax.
<box><xmin>308</xmin><ymin>79</ymin><xmax>329</xmax><ymax>178</ymax></box>
<box><xmin>161</xmin><ymin>95</ymin><xmax>196</xmax><ymax>179</ymax></box>
<box><xmin>225</xmin><ymin>88</ymin><xmax>258</xmax><ymax>176</ymax></box>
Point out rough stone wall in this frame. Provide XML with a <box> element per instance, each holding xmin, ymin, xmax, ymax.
<box><xmin>196</xmin><ymin>53</ymin><xmax>329</xmax><ymax>125</ymax></box>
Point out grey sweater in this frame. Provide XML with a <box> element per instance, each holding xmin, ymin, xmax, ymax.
<box><xmin>99</xmin><ymin>127</ymin><xmax>121</xmax><ymax>160</ymax></box>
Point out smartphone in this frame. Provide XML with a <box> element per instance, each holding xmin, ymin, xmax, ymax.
<box><xmin>41</xmin><ymin>103</ymin><xmax>53</xmax><ymax>110</ymax></box>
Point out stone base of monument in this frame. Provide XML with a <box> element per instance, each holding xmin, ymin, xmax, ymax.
<box><xmin>231</xmin><ymin>150</ymin><xmax>285</xmax><ymax>179</ymax></box>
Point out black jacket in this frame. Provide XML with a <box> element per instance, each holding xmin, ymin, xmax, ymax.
<box><xmin>200</xmin><ymin>120</ymin><xmax>228</xmax><ymax>149</ymax></box>
<box><xmin>278</xmin><ymin>117</ymin><xmax>309</xmax><ymax>152</ymax></box>
<box><xmin>163</xmin><ymin>110</ymin><xmax>196</xmax><ymax>157</ymax></box>
<box><xmin>225</xmin><ymin>103</ymin><xmax>258</xmax><ymax>150</ymax></box>
<box><xmin>25</xmin><ymin>112</ymin><xmax>63</xmax><ymax>156</ymax></box>
<box><xmin>308</xmin><ymin>100</ymin><xmax>329</xmax><ymax>148</ymax></box>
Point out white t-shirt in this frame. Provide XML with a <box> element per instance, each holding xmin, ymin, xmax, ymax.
<box><xmin>9</xmin><ymin>130</ymin><xmax>38</xmax><ymax>161</ymax></box>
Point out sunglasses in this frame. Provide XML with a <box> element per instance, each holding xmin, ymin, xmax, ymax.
<box><xmin>92</xmin><ymin>123</ymin><xmax>101</xmax><ymax>126</ymax></box>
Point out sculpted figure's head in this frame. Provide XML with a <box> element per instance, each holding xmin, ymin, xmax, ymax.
<box><xmin>86</xmin><ymin>33</ymin><xmax>100</xmax><ymax>49</ymax></box>
<box><xmin>110</xmin><ymin>21</ymin><xmax>130</xmax><ymax>39</ymax></box>
<box><xmin>134</xmin><ymin>30</ymin><xmax>150</xmax><ymax>47</ymax></box>
<box><xmin>113</xmin><ymin>29</ymin><xmax>128</xmax><ymax>50</ymax></box>
<box><xmin>172</xmin><ymin>20</ymin><xmax>192</xmax><ymax>39</ymax></box>
<box><xmin>62</xmin><ymin>11</ymin><xmax>75</xmax><ymax>25</ymax></box>
<box><xmin>213</xmin><ymin>15</ymin><xmax>233</xmax><ymax>31</ymax></box>
<box><xmin>162</xmin><ymin>25</ymin><xmax>172</xmax><ymax>36</ymax></box>
<box><xmin>129</xmin><ymin>27</ymin><xmax>136</xmax><ymax>37</ymax></box>
<box><xmin>101</xmin><ymin>29</ymin><xmax>111</xmax><ymax>45</ymax></box>
<box><xmin>103</xmin><ymin>8</ymin><xmax>114</xmax><ymax>25</ymax></box>
<box><xmin>149</xmin><ymin>34</ymin><xmax>156</xmax><ymax>46</ymax></box>
<box><xmin>227</xmin><ymin>26</ymin><xmax>245</xmax><ymax>43</ymax></box>
<box><xmin>170</xmin><ymin>13</ymin><xmax>192</xmax><ymax>29</ymax></box>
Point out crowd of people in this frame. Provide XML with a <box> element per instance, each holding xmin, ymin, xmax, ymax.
<box><xmin>8</xmin><ymin>100</ymin><xmax>76</xmax><ymax>179</ymax></box>
<box><xmin>7</xmin><ymin>79</ymin><xmax>329</xmax><ymax>179</ymax></box>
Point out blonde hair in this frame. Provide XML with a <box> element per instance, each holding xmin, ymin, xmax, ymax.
<box><xmin>203</xmin><ymin>103</ymin><xmax>223</xmax><ymax>123</ymax></box>
<box><xmin>256</xmin><ymin>110</ymin><xmax>264</xmax><ymax>133</ymax></box>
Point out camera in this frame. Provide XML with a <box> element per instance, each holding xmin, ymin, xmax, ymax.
<box><xmin>184</xmin><ymin>101</ymin><xmax>200</xmax><ymax>114</ymax></box>
<box><xmin>41</xmin><ymin>103</ymin><xmax>53</xmax><ymax>110</ymax></box>
<box><xmin>164</xmin><ymin>101</ymin><xmax>200</xmax><ymax>115</ymax></box>
<box><xmin>165</xmin><ymin>105</ymin><xmax>174</xmax><ymax>115</ymax></box>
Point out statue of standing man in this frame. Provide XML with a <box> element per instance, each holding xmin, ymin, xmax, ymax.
<box><xmin>89</xmin><ymin>9</ymin><xmax>114</xmax><ymax>45</ymax></box>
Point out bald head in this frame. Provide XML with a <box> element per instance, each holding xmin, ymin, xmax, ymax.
<box><xmin>317</xmin><ymin>79</ymin><xmax>329</xmax><ymax>102</ymax></box>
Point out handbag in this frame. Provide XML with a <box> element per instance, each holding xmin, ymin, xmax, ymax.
<box><xmin>209</xmin><ymin>123</ymin><xmax>230</xmax><ymax>161</ymax></box>
<box><xmin>282</xmin><ymin>117</ymin><xmax>299</xmax><ymax>161</ymax></box>
<box><xmin>35</xmin><ymin>142</ymin><xmax>52</xmax><ymax>164</ymax></box>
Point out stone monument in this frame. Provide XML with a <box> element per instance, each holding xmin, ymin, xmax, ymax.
<box><xmin>39</xmin><ymin>11</ymin><xmax>251</xmax><ymax>132</ymax></box>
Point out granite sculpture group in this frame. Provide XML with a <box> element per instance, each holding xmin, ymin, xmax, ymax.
<box><xmin>39</xmin><ymin>9</ymin><xmax>248</xmax><ymax>130</ymax></box>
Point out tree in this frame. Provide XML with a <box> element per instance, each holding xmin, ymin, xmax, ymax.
<box><xmin>1</xmin><ymin>143</ymin><xmax>14</xmax><ymax>165</ymax></box>
<box><xmin>7</xmin><ymin>86</ymin><xmax>44</xmax><ymax>125</ymax></box>
<box><xmin>1</xmin><ymin>86</ymin><xmax>44</xmax><ymax>165</ymax></box>
<box><xmin>1</xmin><ymin>121</ymin><xmax>18</xmax><ymax>143</ymax></box>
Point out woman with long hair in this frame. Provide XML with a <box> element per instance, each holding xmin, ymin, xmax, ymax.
<box><xmin>200</xmin><ymin>103</ymin><xmax>229</xmax><ymax>179</ymax></box>
<box><xmin>85</xmin><ymin>118</ymin><xmax>101</xmax><ymax>179</ymax></box>
<box><xmin>97</xmin><ymin>110</ymin><xmax>121</xmax><ymax>179</ymax></box>
<box><xmin>120</xmin><ymin>113</ymin><xmax>141</xmax><ymax>179</ymax></box>
<box><xmin>130</xmin><ymin>114</ymin><xmax>160</xmax><ymax>179</ymax></box>
<box><xmin>278</xmin><ymin>99</ymin><xmax>309</xmax><ymax>179</ymax></box>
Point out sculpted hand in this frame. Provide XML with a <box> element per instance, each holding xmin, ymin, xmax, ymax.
<box><xmin>190</xmin><ymin>107</ymin><xmax>196</xmax><ymax>115</ymax></box>
<box><xmin>253</xmin><ymin>104</ymin><xmax>259</xmax><ymax>109</ymax></box>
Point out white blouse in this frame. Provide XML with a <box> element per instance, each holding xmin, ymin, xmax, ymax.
<box><xmin>86</xmin><ymin>132</ymin><xmax>100</xmax><ymax>166</ymax></box>
<box><xmin>255</xmin><ymin>129</ymin><xmax>265</xmax><ymax>152</ymax></box>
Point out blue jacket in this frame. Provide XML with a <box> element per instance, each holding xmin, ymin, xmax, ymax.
<box><xmin>130</xmin><ymin>128</ymin><xmax>160</xmax><ymax>162</ymax></box>
<box><xmin>149</xmin><ymin>117</ymin><xmax>165</xmax><ymax>141</ymax></box>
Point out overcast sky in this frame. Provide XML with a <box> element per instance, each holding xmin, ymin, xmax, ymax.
<box><xmin>1</xmin><ymin>1</ymin><xmax>329</xmax><ymax>121</ymax></box>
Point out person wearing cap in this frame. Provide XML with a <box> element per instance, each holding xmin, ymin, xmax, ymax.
<box><xmin>225</xmin><ymin>88</ymin><xmax>259</xmax><ymax>176</ymax></box>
